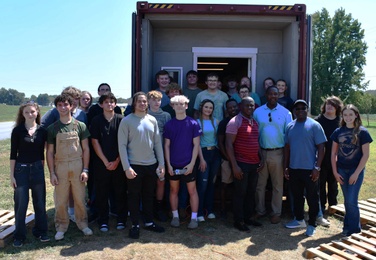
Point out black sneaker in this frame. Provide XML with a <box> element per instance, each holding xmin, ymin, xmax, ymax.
<box><xmin>144</xmin><ymin>223</ymin><xmax>165</xmax><ymax>233</ymax></box>
<box><xmin>129</xmin><ymin>226</ymin><xmax>140</xmax><ymax>239</ymax></box>
<box><xmin>39</xmin><ymin>234</ymin><xmax>50</xmax><ymax>242</ymax></box>
<box><xmin>155</xmin><ymin>210</ymin><xmax>168</xmax><ymax>222</ymax></box>
<box><xmin>234</xmin><ymin>221</ymin><xmax>250</xmax><ymax>232</ymax></box>
<box><xmin>244</xmin><ymin>218</ymin><xmax>262</xmax><ymax>227</ymax></box>
<box><xmin>13</xmin><ymin>239</ymin><xmax>23</xmax><ymax>247</ymax></box>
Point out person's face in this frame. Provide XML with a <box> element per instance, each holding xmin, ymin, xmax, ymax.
<box><xmin>325</xmin><ymin>101</ymin><xmax>337</xmax><ymax>115</ymax></box>
<box><xmin>187</xmin><ymin>74</ymin><xmax>198</xmax><ymax>85</ymax></box>
<box><xmin>168</xmin><ymin>89</ymin><xmax>180</xmax><ymax>98</ymax></box>
<box><xmin>217</xmin><ymin>81</ymin><xmax>222</xmax><ymax>90</ymax></box>
<box><xmin>276</xmin><ymin>81</ymin><xmax>287</xmax><ymax>94</ymax></box>
<box><xmin>72</xmin><ymin>97</ymin><xmax>80</xmax><ymax>110</ymax></box>
<box><xmin>240</xmin><ymin>77</ymin><xmax>250</xmax><ymax>88</ymax></box>
<box><xmin>227</xmin><ymin>80</ymin><xmax>237</xmax><ymax>90</ymax></box>
<box><xmin>342</xmin><ymin>108</ymin><xmax>357</xmax><ymax>126</ymax></box>
<box><xmin>172</xmin><ymin>101</ymin><xmax>188</xmax><ymax>113</ymax></box>
<box><xmin>240</xmin><ymin>98</ymin><xmax>255</xmax><ymax>118</ymax></box>
<box><xmin>98</xmin><ymin>85</ymin><xmax>110</xmax><ymax>96</ymax></box>
<box><xmin>80</xmin><ymin>94</ymin><xmax>91</xmax><ymax>108</ymax></box>
<box><xmin>239</xmin><ymin>87</ymin><xmax>250</xmax><ymax>99</ymax></box>
<box><xmin>134</xmin><ymin>95</ymin><xmax>148</xmax><ymax>113</ymax></box>
<box><xmin>157</xmin><ymin>75</ymin><xmax>170</xmax><ymax>89</ymax></box>
<box><xmin>294</xmin><ymin>104</ymin><xmax>308</xmax><ymax>121</ymax></box>
<box><xmin>102</xmin><ymin>98</ymin><xmax>116</xmax><ymax>112</ymax></box>
<box><xmin>266</xmin><ymin>87</ymin><xmax>279</xmax><ymax>107</ymax></box>
<box><xmin>148</xmin><ymin>97</ymin><xmax>161</xmax><ymax>110</ymax></box>
<box><xmin>201</xmin><ymin>102</ymin><xmax>214</xmax><ymax>117</ymax></box>
<box><xmin>56</xmin><ymin>101</ymin><xmax>72</xmax><ymax>116</ymax></box>
<box><xmin>226</xmin><ymin>101</ymin><xmax>239</xmax><ymax>117</ymax></box>
<box><xmin>23</xmin><ymin>105</ymin><xmax>38</xmax><ymax>122</ymax></box>
<box><xmin>264</xmin><ymin>79</ymin><xmax>274</xmax><ymax>90</ymax></box>
<box><xmin>206</xmin><ymin>76</ymin><xmax>218</xmax><ymax>90</ymax></box>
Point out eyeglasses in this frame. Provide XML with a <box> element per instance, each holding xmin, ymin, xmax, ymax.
<box><xmin>268</xmin><ymin>112</ymin><xmax>272</xmax><ymax>122</ymax></box>
<box><xmin>239</xmin><ymin>90</ymin><xmax>249</xmax><ymax>94</ymax></box>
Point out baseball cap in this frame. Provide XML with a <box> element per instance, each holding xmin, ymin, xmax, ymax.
<box><xmin>293</xmin><ymin>99</ymin><xmax>308</xmax><ymax>108</ymax></box>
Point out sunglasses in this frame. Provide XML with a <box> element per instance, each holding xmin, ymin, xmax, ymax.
<box><xmin>268</xmin><ymin>112</ymin><xmax>272</xmax><ymax>122</ymax></box>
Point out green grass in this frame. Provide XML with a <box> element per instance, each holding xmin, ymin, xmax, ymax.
<box><xmin>0</xmin><ymin>104</ymin><xmax>51</xmax><ymax>122</ymax></box>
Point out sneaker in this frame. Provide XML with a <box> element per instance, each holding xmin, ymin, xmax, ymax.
<box><xmin>144</xmin><ymin>223</ymin><xmax>165</xmax><ymax>233</ymax></box>
<box><xmin>82</xmin><ymin>227</ymin><xmax>93</xmax><ymax>236</ymax></box>
<box><xmin>55</xmin><ymin>231</ymin><xmax>65</xmax><ymax>241</ymax></box>
<box><xmin>207</xmin><ymin>213</ymin><xmax>216</xmax><ymax>219</ymax></box>
<box><xmin>244</xmin><ymin>218</ymin><xmax>262</xmax><ymax>227</ymax></box>
<box><xmin>306</xmin><ymin>225</ymin><xmax>316</xmax><ymax>237</ymax></box>
<box><xmin>197</xmin><ymin>216</ymin><xmax>205</xmax><ymax>222</ymax></box>
<box><xmin>116</xmin><ymin>222</ymin><xmax>126</xmax><ymax>230</ymax></box>
<box><xmin>187</xmin><ymin>219</ymin><xmax>198</xmax><ymax>229</ymax></box>
<box><xmin>13</xmin><ymin>239</ymin><xmax>23</xmax><ymax>247</ymax></box>
<box><xmin>39</xmin><ymin>234</ymin><xmax>50</xmax><ymax>242</ymax></box>
<box><xmin>234</xmin><ymin>221</ymin><xmax>250</xmax><ymax>232</ymax></box>
<box><xmin>129</xmin><ymin>226</ymin><xmax>140</xmax><ymax>239</ymax></box>
<box><xmin>69</xmin><ymin>213</ymin><xmax>76</xmax><ymax>223</ymax></box>
<box><xmin>316</xmin><ymin>216</ymin><xmax>330</xmax><ymax>227</ymax></box>
<box><xmin>170</xmin><ymin>217</ymin><xmax>180</xmax><ymax>227</ymax></box>
<box><xmin>285</xmin><ymin>219</ymin><xmax>306</xmax><ymax>229</ymax></box>
<box><xmin>100</xmin><ymin>224</ymin><xmax>109</xmax><ymax>232</ymax></box>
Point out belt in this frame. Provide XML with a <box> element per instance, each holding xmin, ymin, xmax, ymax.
<box><xmin>203</xmin><ymin>146</ymin><xmax>216</xmax><ymax>150</ymax></box>
<box><xmin>262</xmin><ymin>147</ymin><xmax>283</xmax><ymax>151</ymax></box>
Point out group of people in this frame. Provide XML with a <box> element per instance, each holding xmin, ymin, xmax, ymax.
<box><xmin>9</xmin><ymin>70</ymin><xmax>372</xmax><ymax>247</ymax></box>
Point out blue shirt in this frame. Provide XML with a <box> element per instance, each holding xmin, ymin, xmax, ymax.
<box><xmin>254</xmin><ymin>103</ymin><xmax>292</xmax><ymax>149</ymax></box>
<box><xmin>197</xmin><ymin>118</ymin><xmax>218</xmax><ymax>147</ymax></box>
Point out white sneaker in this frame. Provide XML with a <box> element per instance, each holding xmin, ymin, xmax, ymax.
<box><xmin>207</xmin><ymin>213</ymin><xmax>216</xmax><ymax>219</ymax></box>
<box><xmin>82</xmin><ymin>227</ymin><xmax>93</xmax><ymax>236</ymax></box>
<box><xmin>55</xmin><ymin>231</ymin><xmax>65</xmax><ymax>241</ymax></box>
<box><xmin>197</xmin><ymin>216</ymin><xmax>205</xmax><ymax>222</ymax></box>
<box><xmin>316</xmin><ymin>216</ymin><xmax>330</xmax><ymax>227</ymax></box>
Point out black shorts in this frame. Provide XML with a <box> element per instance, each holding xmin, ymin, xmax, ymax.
<box><xmin>168</xmin><ymin>167</ymin><xmax>196</xmax><ymax>183</ymax></box>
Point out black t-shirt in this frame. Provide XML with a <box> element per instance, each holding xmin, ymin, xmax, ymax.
<box><xmin>87</xmin><ymin>104</ymin><xmax>122</xmax><ymax>127</ymax></box>
<box><xmin>315</xmin><ymin>114</ymin><xmax>340</xmax><ymax>164</ymax></box>
<box><xmin>10</xmin><ymin>124</ymin><xmax>47</xmax><ymax>163</ymax></box>
<box><xmin>90</xmin><ymin>113</ymin><xmax>123</xmax><ymax>162</ymax></box>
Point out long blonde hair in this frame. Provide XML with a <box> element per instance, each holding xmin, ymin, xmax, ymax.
<box><xmin>340</xmin><ymin>104</ymin><xmax>362</xmax><ymax>145</ymax></box>
<box><xmin>15</xmin><ymin>101</ymin><xmax>41</xmax><ymax>127</ymax></box>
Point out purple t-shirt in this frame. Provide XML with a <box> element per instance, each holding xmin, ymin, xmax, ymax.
<box><xmin>164</xmin><ymin>116</ymin><xmax>202</xmax><ymax>168</ymax></box>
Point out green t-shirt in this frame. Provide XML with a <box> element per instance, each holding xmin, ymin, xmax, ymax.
<box><xmin>47</xmin><ymin>119</ymin><xmax>90</xmax><ymax>145</ymax></box>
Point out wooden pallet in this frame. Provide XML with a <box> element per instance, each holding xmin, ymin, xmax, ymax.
<box><xmin>0</xmin><ymin>210</ymin><xmax>35</xmax><ymax>248</ymax></box>
<box><xmin>329</xmin><ymin>198</ymin><xmax>376</xmax><ymax>225</ymax></box>
<box><xmin>306</xmin><ymin>228</ymin><xmax>376</xmax><ymax>259</ymax></box>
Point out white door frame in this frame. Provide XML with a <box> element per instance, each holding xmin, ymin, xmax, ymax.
<box><xmin>192</xmin><ymin>47</ymin><xmax>258</xmax><ymax>92</ymax></box>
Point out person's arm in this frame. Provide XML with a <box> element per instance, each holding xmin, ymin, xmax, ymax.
<box><xmin>311</xmin><ymin>143</ymin><xmax>324</xmax><ymax>182</ymax></box>
<box><xmin>46</xmin><ymin>143</ymin><xmax>58</xmax><ymax>186</ymax></box>
<box><xmin>283</xmin><ymin>143</ymin><xmax>290</xmax><ymax>180</ymax></box>
<box><xmin>226</xmin><ymin>133</ymin><xmax>242</xmax><ymax>180</ymax></box>
<box><xmin>80</xmin><ymin>138</ymin><xmax>90</xmax><ymax>182</ymax></box>
<box><xmin>197</xmin><ymin>145</ymin><xmax>206</xmax><ymax>172</ymax></box>
<box><xmin>217</xmin><ymin>134</ymin><xmax>228</xmax><ymax>160</ymax></box>
<box><xmin>349</xmin><ymin>143</ymin><xmax>370</xmax><ymax>185</ymax></box>
<box><xmin>10</xmin><ymin>159</ymin><xmax>16</xmax><ymax>189</ymax></box>
<box><xmin>118</xmin><ymin>120</ymin><xmax>137</xmax><ymax>179</ymax></box>
<box><xmin>331</xmin><ymin>141</ymin><xmax>343</xmax><ymax>184</ymax></box>
<box><xmin>185</xmin><ymin>136</ymin><xmax>200</xmax><ymax>175</ymax></box>
<box><xmin>164</xmin><ymin>138</ymin><xmax>173</xmax><ymax>176</ymax></box>
<box><xmin>92</xmin><ymin>138</ymin><xmax>109</xmax><ymax>168</ymax></box>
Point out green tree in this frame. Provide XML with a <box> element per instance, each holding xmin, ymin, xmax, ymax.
<box><xmin>37</xmin><ymin>93</ymin><xmax>50</xmax><ymax>106</ymax></box>
<box><xmin>311</xmin><ymin>8</ymin><xmax>368</xmax><ymax>114</ymax></box>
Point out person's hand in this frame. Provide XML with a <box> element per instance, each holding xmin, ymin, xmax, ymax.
<box><xmin>125</xmin><ymin>168</ymin><xmax>137</xmax><ymax>179</ymax></box>
<box><xmin>156</xmin><ymin>166</ymin><xmax>165</xmax><ymax>179</ymax></box>
<box><xmin>232</xmin><ymin>165</ymin><xmax>243</xmax><ymax>180</ymax></box>
<box><xmin>257</xmin><ymin>161</ymin><xmax>264</xmax><ymax>173</ymax></box>
<box><xmin>199</xmin><ymin>159</ymin><xmax>207</xmax><ymax>172</ymax></box>
<box><xmin>50</xmin><ymin>173</ymin><xmax>59</xmax><ymax>186</ymax></box>
<box><xmin>167</xmin><ymin>165</ymin><xmax>174</xmax><ymax>176</ymax></box>
<box><xmin>10</xmin><ymin>176</ymin><xmax>17</xmax><ymax>189</ymax></box>
<box><xmin>80</xmin><ymin>172</ymin><xmax>88</xmax><ymax>182</ymax></box>
<box><xmin>284</xmin><ymin>168</ymin><xmax>290</xmax><ymax>180</ymax></box>
<box><xmin>333</xmin><ymin>172</ymin><xmax>344</xmax><ymax>185</ymax></box>
<box><xmin>349</xmin><ymin>173</ymin><xmax>359</xmax><ymax>185</ymax></box>
<box><xmin>310</xmin><ymin>169</ymin><xmax>320</xmax><ymax>182</ymax></box>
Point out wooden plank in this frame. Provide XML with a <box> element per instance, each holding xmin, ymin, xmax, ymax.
<box><xmin>0</xmin><ymin>211</ymin><xmax>14</xmax><ymax>224</ymax></box>
<box><xmin>359</xmin><ymin>201</ymin><xmax>376</xmax><ymax>209</ymax></box>
<box><xmin>352</xmin><ymin>234</ymin><xmax>376</xmax><ymax>247</ymax></box>
<box><xmin>305</xmin><ymin>247</ymin><xmax>333</xmax><ymax>259</ymax></box>
<box><xmin>321</xmin><ymin>244</ymin><xmax>362</xmax><ymax>260</ymax></box>
<box><xmin>358</xmin><ymin>204</ymin><xmax>376</xmax><ymax>215</ymax></box>
<box><xmin>367</xmin><ymin>199</ymin><xmax>376</xmax><ymax>205</ymax></box>
<box><xmin>0</xmin><ymin>214</ymin><xmax>35</xmax><ymax>240</ymax></box>
<box><xmin>0</xmin><ymin>210</ymin><xmax>35</xmax><ymax>247</ymax></box>
<box><xmin>362</xmin><ymin>231</ymin><xmax>376</xmax><ymax>239</ymax></box>
<box><xmin>343</xmin><ymin>237</ymin><xmax>376</xmax><ymax>254</ymax></box>
<box><xmin>332</xmin><ymin>241</ymin><xmax>376</xmax><ymax>259</ymax></box>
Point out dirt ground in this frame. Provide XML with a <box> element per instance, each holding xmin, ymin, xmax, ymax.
<box><xmin>2</xmin><ymin>210</ymin><xmax>348</xmax><ymax>260</ymax></box>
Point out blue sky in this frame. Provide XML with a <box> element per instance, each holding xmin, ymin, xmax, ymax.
<box><xmin>1</xmin><ymin>0</ymin><xmax>375</xmax><ymax>99</ymax></box>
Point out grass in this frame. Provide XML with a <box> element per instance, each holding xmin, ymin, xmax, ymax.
<box><xmin>0</xmin><ymin>117</ymin><xmax>375</xmax><ymax>259</ymax></box>
<box><xmin>0</xmin><ymin>104</ymin><xmax>50</xmax><ymax>122</ymax></box>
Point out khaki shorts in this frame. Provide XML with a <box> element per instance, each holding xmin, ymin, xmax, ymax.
<box><xmin>221</xmin><ymin>160</ymin><xmax>233</xmax><ymax>184</ymax></box>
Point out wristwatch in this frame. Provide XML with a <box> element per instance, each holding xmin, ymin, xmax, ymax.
<box><xmin>314</xmin><ymin>166</ymin><xmax>321</xmax><ymax>171</ymax></box>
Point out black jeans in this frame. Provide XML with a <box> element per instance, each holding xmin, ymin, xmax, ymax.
<box><xmin>289</xmin><ymin>169</ymin><xmax>319</xmax><ymax>226</ymax></box>
<box><xmin>13</xmin><ymin>161</ymin><xmax>48</xmax><ymax>240</ymax></box>
<box><xmin>232</xmin><ymin>161</ymin><xmax>258</xmax><ymax>223</ymax></box>
<box><xmin>94</xmin><ymin>162</ymin><xmax>127</xmax><ymax>225</ymax></box>
<box><xmin>128</xmin><ymin>163</ymin><xmax>158</xmax><ymax>226</ymax></box>
<box><xmin>319</xmin><ymin>163</ymin><xmax>338</xmax><ymax>214</ymax></box>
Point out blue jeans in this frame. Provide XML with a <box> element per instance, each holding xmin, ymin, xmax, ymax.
<box><xmin>338</xmin><ymin>167</ymin><xmax>364</xmax><ymax>235</ymax></box>
<box><xmin>14</xmin><ymin>161</ymin><xmax>48</xmax><ymax>241</ymax></box>
<box><xmin>196</xmin><ymin>148</ymin><xmax>221</xmax><ymax>217</ymax></box>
